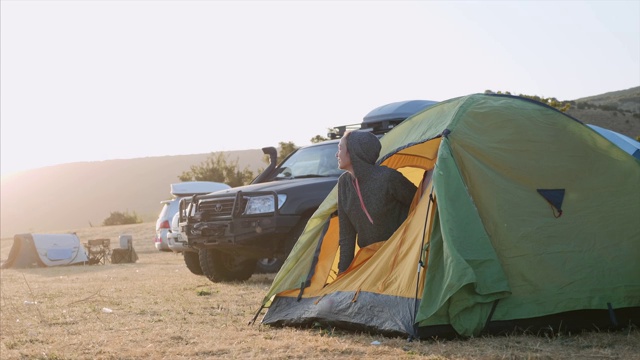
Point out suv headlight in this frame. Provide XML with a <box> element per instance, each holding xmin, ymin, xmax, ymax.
<box><xmin>244</xmin><ymin>194</ymin><xmax>287</xmax><ymax>215</ymax></box>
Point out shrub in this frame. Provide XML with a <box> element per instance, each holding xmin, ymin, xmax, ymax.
<box><xmin>600</xmin><ymin>104</ymin><xmax>618</xmax><ymax>111</ymax></box>
<box><xmin>179</xmin><ymin>152</ymin><xmax>254</xmax><ymax>187</ymax></box>
<box><xmin>103</xmin><ymin>211</ymin><xmax>142</xmax><ymax>226</ymax></box>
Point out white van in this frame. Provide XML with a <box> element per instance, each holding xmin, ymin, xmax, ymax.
<box><xmin>154</xmin><ymin>181</ymin><xmax>230</xmax><ymax>252</ymax></box>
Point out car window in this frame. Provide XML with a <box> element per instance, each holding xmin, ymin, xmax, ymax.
<box><xmin>275</xmin><ymin>143</ymin><xmax>343</xmax><ymax>179</ymax></box>
<box><xmin>168</xmin><ymin>199</ymin><xmax>180</xmax><ymax>215</ymax></box>
<box><xmin>158</xmin><ymin>203</ymin><xmax>170</xmax><ymax>219</ymax></box>
<box><xmin>158</xmin><ymin>200</ymin><xmax>179</xmax><ymax>220</ymax></box>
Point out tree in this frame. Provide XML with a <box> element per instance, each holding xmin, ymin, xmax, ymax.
<box><xmin>103</xmin><ymin>211</ymin><xmax>142</xmax><ymax>226</ymax></box>
<box><xmin>179</xmin><ymin>152</ymin><xmax>254</xmax><ymax>187</ymax></box>
<box><xmin>485</xmin><ymin>90</ymin><xmax>571</xmax><ymax>112</ymax></box>
<box><xmin>310</xmin><ymin>134</ymin><xmax>328</xmax><ymax>143</ymax></box>
<box><xmin>263</xmin><ymin>141</ymin><xmax>299</xmax><ymax>165</ymax></box>
<box><xmin>277</xmin><ymin>141</ymin><xmax>298</xmax><ymax>163</ymax></box>
<box><xmin>524</xmin><ymin>95</ymin><xmax>571</xmax><ymax>112</ymax></box>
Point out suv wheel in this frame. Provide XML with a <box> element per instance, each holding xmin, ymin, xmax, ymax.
<box><xmin>255</xmin><ymin>257</ymin><xmax>281</xmax><ymax>274</ymax></box>
<box><xmin>255</xmin><ymin>216</ymin><xmax>310</xmax><ymax>274</ymax></box>
<box><xmin>183</xmin><ymin>250</ymin><xmax>203</xmax><ymax>275</ymax></box>
<box><xmin>199</xmin><ymin>248</ymin><xmax>256</xmax><ymax>282</ymax></box>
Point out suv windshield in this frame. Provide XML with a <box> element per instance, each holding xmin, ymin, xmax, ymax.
<box><xmin>275</xmin><ymin>142</ymin><xmax>343</xmax><ymax>179</ymax></box>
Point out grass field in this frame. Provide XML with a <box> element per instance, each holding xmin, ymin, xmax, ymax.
<box><xmin>1</xmin><ymin>222</ymin><xmax>638</xmax><ymax>359</ymax></box>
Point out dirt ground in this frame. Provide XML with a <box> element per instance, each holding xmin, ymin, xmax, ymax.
<box><xmin>1</xmin><ymin>222</ymin><xmax>638</xmax><ymax>360</ymax></box>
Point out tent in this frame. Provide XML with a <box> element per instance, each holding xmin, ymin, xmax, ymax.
<box><xmin>1</xmin><ymin>233</ymin><xmax>89</xmax><ymax>268</ymax></box>
<box><xmin>587</xmin><ymin>124</ymin><xmax>640</xmax><ymax>160</ymax></box>
<box><xmin>257</xmin><ymin>94</ymin><xmax>640</xmax><ymax>338</ymax></box>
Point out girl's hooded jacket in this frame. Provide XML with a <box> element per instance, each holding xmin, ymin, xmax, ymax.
<box><xmin>337</xmin><ymin>131</ymin><xmax>417</xmax><ymax>273</ymax></box>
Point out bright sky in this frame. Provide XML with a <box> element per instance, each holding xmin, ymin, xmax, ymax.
<box><xmin>1</xmin><ymin>0</ymin><xmax>639</xmax><ymax>176</ymax></box>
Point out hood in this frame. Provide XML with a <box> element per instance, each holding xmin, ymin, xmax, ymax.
<box><xmin>204</xmin><ymin>177</ymin><xmax>339</xmax><ymax>197</ymax></box>
<box><xmin>347</xmin><ymin>130</ymin><xmax>381</xmax><ymax>180</ymax></box>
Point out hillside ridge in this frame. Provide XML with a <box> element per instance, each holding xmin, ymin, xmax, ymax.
<box><xmin>0</xmin><ymin>149</ymin><xmax>265</xmax><ymax>238</ymax></box>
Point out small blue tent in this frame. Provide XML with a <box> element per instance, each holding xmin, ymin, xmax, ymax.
<box><xmin>588</xmin><ymin>124</ymin><xmax>640</xmax><ymax>159</ymax></box>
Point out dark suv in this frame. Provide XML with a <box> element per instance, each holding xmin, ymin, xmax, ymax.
<box><xmin>181</xmin><ymin>141</ymin><xmax>341</xmax><ymax>282</ymax></box>
<box><xmin>181</xmin><ymin>100</ymin><xmax>437</xmax><ymax>282</ymax></box>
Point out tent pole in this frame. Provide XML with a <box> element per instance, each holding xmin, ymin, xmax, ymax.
<box><xmin>411</xmin><ymin>183</ymin><xmax>436</xmax><ymax>339</ymax></box>
<box><xmin>248</xmin><ymin>305</ymin><xmax>265</xmax><ymax>326</ymax></box>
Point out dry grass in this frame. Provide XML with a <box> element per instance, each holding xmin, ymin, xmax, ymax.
<box><xmin>1</xmin><ymin>223</ymin><xmax>638</xmax><ymax>360</ymax></box>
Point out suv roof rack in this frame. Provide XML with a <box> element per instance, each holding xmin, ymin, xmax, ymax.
<box><xmin>328</xmin><ymin>100</ymin><xmax>438</xmax><ymax>139</ymax></box>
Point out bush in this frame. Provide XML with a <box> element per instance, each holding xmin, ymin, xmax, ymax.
<box><xmin>103</xmin><ymin>211</ymin><xmax>142</xmax><ymax>226</ymax></box>
<box><xmin>600</xmin><ymin>104</ymin><xmax>618</xmax><ymax>111</ymax></box>
<box><xmin>179</xmin><ymin>152</ymin><xmax>254</xmax><ymax>187</ymax></box>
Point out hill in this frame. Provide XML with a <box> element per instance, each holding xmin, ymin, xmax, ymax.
<box><xmin>1</xmin><ymin>87</ymin><xmax>638</xmax><ymax>239</ymax></box>
<box><xmin>566</xmin><ymin>86</ymin><xmax>640</xmax><ymax>139</ymax></box>
<box><xmin>0</xmin><ymin>150</ymin><xmax>265</xmax><ymax>239</ymax></box>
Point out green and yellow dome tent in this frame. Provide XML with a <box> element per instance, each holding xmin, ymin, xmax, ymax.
<box><xmin>255</xmin><ymin>93</ymin><xmax>640</xmax><ymax>338</ymax></box>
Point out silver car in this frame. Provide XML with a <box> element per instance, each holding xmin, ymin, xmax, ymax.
<box><xmin>154</xmin><ymin>181</ymin><xmax>231</xmax><ymax>252</ymax></box>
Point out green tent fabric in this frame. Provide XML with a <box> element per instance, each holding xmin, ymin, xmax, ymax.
<box><xmin>416</xmin><ymin>139</ymin><xmax>511</xmax><ymax>336</ymax></box>
<box><xmin>258</xmin><ymin>93</ymin><xmax>640</xmax><ymax>338</ymax></box>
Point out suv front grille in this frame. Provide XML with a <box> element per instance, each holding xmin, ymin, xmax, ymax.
<box><xmin>198</xmin><ymin>197</ymin><xmax>249</xmax><ymax>219</ymax></box>
<box><xmin>199</xmin><ymin>198</ymin><xmax>236</xmax><ymax>217</ymax></box>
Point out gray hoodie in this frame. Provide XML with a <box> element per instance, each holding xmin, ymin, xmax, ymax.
<box><xmin>337</xmin><ymin>131</ymin><xmax>417</xmax><ymax>273</ymax></box>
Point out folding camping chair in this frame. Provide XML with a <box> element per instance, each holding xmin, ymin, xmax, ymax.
<box><xmin>85</xmin><ymin>238</ymin><xmax>111</xmax><ymax>265</ymax></box>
